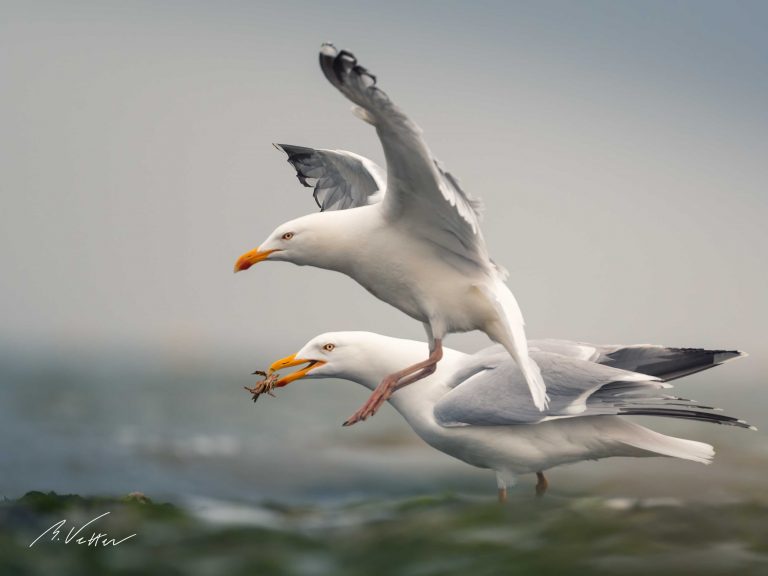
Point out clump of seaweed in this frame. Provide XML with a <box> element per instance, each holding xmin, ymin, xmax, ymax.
<box><xmin>244</xmin><ymin>370</ymin><xmax>281</xmax><ymax>402</ymax></box>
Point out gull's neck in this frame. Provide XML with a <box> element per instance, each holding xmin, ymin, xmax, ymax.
<box><xmin>296</xmin><ymin>205</ymin><xmax>382</xmax><ymax>272</ymax></box>
<box><xmin>338</xmin><ymin>337</ymin><xmax>467</xmax><ymax>422</ymax></box>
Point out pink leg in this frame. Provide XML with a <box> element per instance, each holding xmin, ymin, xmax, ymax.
<box><xmin>343</xmin><ymin>339</ymin><xmax>443</xmax><ymax>427</ymax></box>
<box><xmin>535</xmin><ymin>471</ymin><xmax>549</xmax><ymax>497</ymax></box>
<box><xmin>391</xmin><ymin>363</ymin><xmax>438</xmax><ymax>392</ymax></box>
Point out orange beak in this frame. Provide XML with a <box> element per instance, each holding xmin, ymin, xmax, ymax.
<box><xmin>234</xmin><ymin>248</ymin><xmax>279</xmax><ymax>272</ymax></box>
<box><xmin>268</xmin><ymin>353</ymin><xmax>326</xmax><ymax>387</ymax></box>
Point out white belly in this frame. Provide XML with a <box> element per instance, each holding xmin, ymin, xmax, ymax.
<box><xmin>408</xmin><ymin>415</ymin><xmax>643</xmax><ymax>475</ymax></box>
<box><xmin>344</xmin><ymin>226</ymin><xmax>498</xmax><ymax>333</ymax></box>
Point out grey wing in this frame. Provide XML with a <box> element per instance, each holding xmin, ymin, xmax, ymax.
<box><xmin>319</xmin><ymin>44</ymin><xmax>489</xmax><ymax>266</ymax></box>
<box><xmin>274</xmin><ymin>143</ymin><xmax>386</xmax><ymax>211</ymax></box>
<box><xmin>433</xmin><ymin>359</ymin><xmax>544</xmax><ymax>427</ymax></box>
<box><xmin>585</xmin><ymin>343</ymin><xmax>752</xmax><ymax>428</ymax></box>
<box><xmin>591</xmin><ymin>344</ymin><xmax>745</xmax><ymax>382</ymax></box>
<box><xmin>586</xmin><ymin>380</ymin><xmax>754</xmax><ymax>430</ymax></box>
<box><xmin>529</xmin><ymin>339</ymin><xmax>601</xmax><ymax>362</ymax></box>
<box><xmin>435</xmin><ymin>348</ymin><xmax>753</xmax><ymax>429</ymax></box>
<box><xmin>531</xmin><ymin>339</ymin><xmax>745</xmax><ymax>382</ymax></box>
<box><xmin>434</xmin><ymin>351</ymin><xmax>659</xmax><ymax>427</ymax></box>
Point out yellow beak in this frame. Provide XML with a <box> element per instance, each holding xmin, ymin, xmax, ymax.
<box><xmin>234</xmin><ymin>248</ymin><xmax>279</xmax><ymax>272</ymax></box>
<box><xmin>269</xmin><ymin>353</ymin><xmax>326</xmax><ymax>387</ymax></box>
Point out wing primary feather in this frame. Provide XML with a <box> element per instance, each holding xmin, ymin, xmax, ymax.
<box><xmin>273</xmin><ymin>143</ymin><xmax>384</xmax><ymax>212</ymax></box>
<box><xmin>618</xmin><ymin>407</ymin><xmax>755</xmax><ymax>429</ymax></box>
<box><xmin>319</xmin><ymin>43</ymin><xmax>489</xmax><ymax>265</ymax></box>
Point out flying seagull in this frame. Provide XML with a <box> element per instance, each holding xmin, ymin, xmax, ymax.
<box><xmin>235</xmin><ymin>44</ymin><xmax>547</xmax><ymax>425</ymax></box>
<box><xmin>265</xmin><ymin>332</ymin><xmax>751</xmax><ymax>501</ymax></box>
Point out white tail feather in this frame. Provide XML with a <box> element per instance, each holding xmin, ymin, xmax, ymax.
<box><xmin>619</xmin><ymin>422</ymin><xmax>715</xmax><ymax>464</ymax></box>
<box><xmin>480</xmin><ymin>279</ymin><xmax>549</xmax><ymax>410</ymax></box>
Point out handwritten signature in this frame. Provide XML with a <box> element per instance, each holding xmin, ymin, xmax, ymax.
<box><xmin>29</xmin><ymin>512</ymin><xmax>136</xmax><ymax>548</ymax></box>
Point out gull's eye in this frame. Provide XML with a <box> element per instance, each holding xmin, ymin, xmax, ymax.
<box><xmin>323</xmin><ymin>343</ymin><xmax>335</xmax><ymax>352</ymax></box>
<box><xmin>282</xmin><ymin>232</ymin><xmax>294</xmax><ymax>240</ymax></box>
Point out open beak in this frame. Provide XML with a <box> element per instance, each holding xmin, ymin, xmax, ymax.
<box><xmin>234</xmin><ymin>248</ymin><xmax>279</xmax><ymax>272</ymax></box>
<box><xmin>268</xmin><ymin>353</ymin><xmax>326</xmax><ymax>387</ymax></box>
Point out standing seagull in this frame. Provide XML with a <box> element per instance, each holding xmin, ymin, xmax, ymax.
<box><xmin>235</xmin><ymin>44</ymin><xmax>546</xmax><ymax>425</ymax></box>
<box><xmin>265</xmin><ymin>332</ymin><xmax>752</xmax><ymax>501</ymax></box>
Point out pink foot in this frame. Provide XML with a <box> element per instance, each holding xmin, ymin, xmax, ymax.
<box><xmin>343</xmin><ymin>386</ymin><xmax>391</xmax><ymax>426</ymax></box>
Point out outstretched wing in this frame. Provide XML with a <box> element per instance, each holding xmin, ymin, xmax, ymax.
<box><xmin>435</xmin><ymin>348</ymin><xmax>752</xmax><ymax>429</ymax></box>
<box><xmin>318</xmin><ymin>44</ymin><xmax>489</xmax><ymax>267</ymax></box>
<box><xmin>435</xmin><ymin>351</ymin><xmax>657</xmax><ymax>426</ymax></box>
<box><xmin>531</xmin><ymin>339</ymin><xmax>745</xmax><ymax>382</ymax></box>
<box><xmin>590</xmin><ymin>344</ymin><xmax>745</xmax><ymax>382</ymax></box>
<box><xmin>274</xmin><ymin>143</ymin><xmax>386</xmax><ymax>211</ymax></box>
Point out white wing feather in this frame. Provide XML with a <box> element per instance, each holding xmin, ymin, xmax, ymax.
<box><xmin>318</xmin><ymin>43</ymin><xmax>490</xmax><ymax>268</ymax></box>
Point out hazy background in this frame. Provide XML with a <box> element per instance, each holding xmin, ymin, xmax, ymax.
<box><xmin>0</xmin><ymin>0</ymin><xmax>766</xmax><ymax>504</ymax></box>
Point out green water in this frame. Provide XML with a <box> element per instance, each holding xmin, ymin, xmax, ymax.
<box><xmin>3</xmin><ymin>491</ymin><xmax>767</xmax><ymax>575</ymax></box>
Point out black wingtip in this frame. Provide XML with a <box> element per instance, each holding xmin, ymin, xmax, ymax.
<box><xmin>273</xmin><ymin>143</ymin><xmax>314</xmax><ymax>158</ymax></box>
<box><xmin>714</xmin><ymin>350</ymin><xmax>748</xmax><ymax>364</ymax></box>
<box><xmin>319</xmin><ymin>44</ymin><xmax>360</xmax><ymax>86</ymax></box>
<box><xmin>273</xmin><ymin>143</ymin><xmax>321</xmax><ymax>190</ymax></box>
<box><xmin>319</xmin><ymin>43</ymin><xmax>339</xmax><ymax>83</ymax></box>
<box><xmin>619</xmin><ymin>407</ymin><xmax>754</xmax><ymax>429</ymax></box>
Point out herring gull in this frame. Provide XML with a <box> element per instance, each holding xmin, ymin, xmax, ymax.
<box><xmin>265</xmin><ymin>332</ymin><xmax>751</xmax><ymax>501</ymax></box>
<box><xmin>235</xmin><ymin>44</ymin><xmax>547</xmax><ymax>424</ymax></box>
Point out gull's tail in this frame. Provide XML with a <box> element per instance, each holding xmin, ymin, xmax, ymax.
<box><xmin>617</xmin><ymin>420</ymin><xmax>715</xmax><ymax>464</ymax></box>
<box><xmin>480</xmin><ymin>279</ymin><xmax>549</xmax><ymax>410</ymax></box>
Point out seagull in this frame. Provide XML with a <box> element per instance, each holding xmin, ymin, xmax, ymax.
<box><xmin>235</xmin><ymin>43</ymin><xmax>547</xmax><ymax>425</ymax></box>
<box><xmin>264</xmin><ymin>332</ymin><xmax>752</xmax><ymax>501</ymax></box>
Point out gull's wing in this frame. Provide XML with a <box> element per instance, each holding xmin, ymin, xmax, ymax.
<box><xmin>587</xmin><ymin>343</ymin><xmax>745</xmax><ymax>382</ymax></box>
<box><xmin>530</xmin><ymin>339</ymin><xmax>745</xmax><ymax>382</ymax></box>
<box><xmin>435</xmin><ymin>351</ymin><xmax>658</xmax><ymax>426</ymax></box>
<box><xmin>274</xmin><ymin>144</ymin><xmax>386</xmax><ymax>211</ymax></box>
<box><xmin>319</xmin><ymin>44</ymin><xmax>489</xmax><ymax>267</ymax></box>
<box><xmin>586</xmin><ymin>382</ymin><xmax>754</xmax><ymax>430</ymax></box>
<box><xmin>529</xmin><ymin>340</ymin><xmax>601</xmax><ymax>362</ymax></box>
<box><xmin>434</xmin><ymin>350</ymin><xmax>753</xmax><ymax>429</ymax></box>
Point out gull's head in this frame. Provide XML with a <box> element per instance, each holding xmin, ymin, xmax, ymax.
<box><xmin>234</xmin><ymin>214</ymin><xmax>321</xmax><ymax>272</ymax></box>
<box><xmin>267</xmin><ymin>332</ymin><xmax>404</xmax><ymax>387</ymax></box>
<box><xmin>268</xmin><ymin>332</ymin><xmax>365</xmax><ymax>386</ymax></box>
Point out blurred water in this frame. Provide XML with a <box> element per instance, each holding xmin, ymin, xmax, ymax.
<box><xmin>1</xmin><ymin>342</ymin><xmax>765</xmax><ymax>507</ymax></box>
<box><xmin>2</xmin><ymin>491</ymin><xmax>767</xmax><ymax>576</ymax></box>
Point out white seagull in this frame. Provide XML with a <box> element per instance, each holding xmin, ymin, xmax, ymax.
<box><xmin>235</xmin><ymin>44</ymin><xmax>547</xmax><ymax>425</ymax></box>
<box><xmin>265</xmin><ymin>332</ymin><xmax>752</xmax><ymax>501</ymax></box>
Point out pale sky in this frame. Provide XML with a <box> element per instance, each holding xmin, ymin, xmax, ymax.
<box><xmin>1</xmin><ymin>0</ymin><xmax>766</xmax><ymax>385</ymax></box>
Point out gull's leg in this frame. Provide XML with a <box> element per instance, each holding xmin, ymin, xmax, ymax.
<box><xmin>496</xmin><ymin>471</ymin><xmax>514</xmax><ymax>504</ymax></box>
<box><xmin>346</xmin><ymin>363</ymin><xmax>437</xmax><ymax>417</ymax></box>
<box><xmin>535</xmin><ymin>471</ymin><xmax>548</xmax><ymax>498</ymax></box>
<box><xmin>343</xmin><ymin>339</ymin><xmax>443</xmax><ymax>426</ymax></box>
<box><xmin>391</xmin><ymin>363</ymin><xmax>437</xmax><ymax>392</ymax></box>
